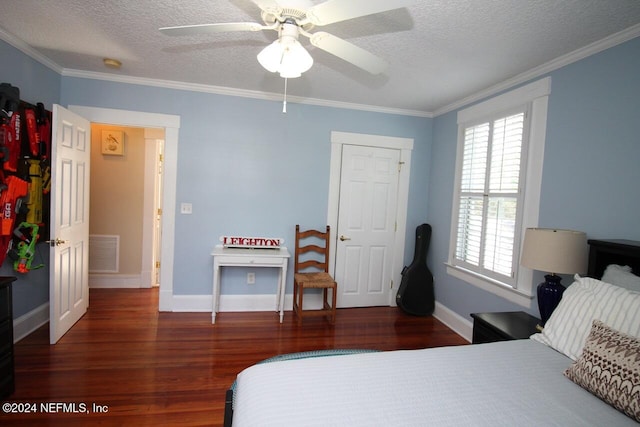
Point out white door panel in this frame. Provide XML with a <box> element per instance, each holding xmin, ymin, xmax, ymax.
<box><xmin>50</xmin><ymin>105</ymin><xmax>90</xmax><ymax>344</ymax></box>
<box><xmin>335</xmin><ymin>144</ymin><xmax>400</xmax><ymax>307</ymax></box>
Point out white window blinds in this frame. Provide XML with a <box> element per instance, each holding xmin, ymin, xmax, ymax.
<box><xmin>454</xmin><ymin>111</ymin><xmax>527</xmax><ymax>285</ymax></box>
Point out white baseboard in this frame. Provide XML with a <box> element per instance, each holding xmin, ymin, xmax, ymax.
<box><xmin>159</xmin><ymin>289</ymin><xmax>173</xmax><ymax>312</ymax></box>
<box><xmin>170</xmin><ymin>294</ymin><xmax>212</xmax><ymax>312</ymax></box>
<box><xmin>13</xmin><ymin>302</ymin><xmax>49</xmax><ymax>343</ymax></box>
<box><xmin>433</xmin><ymin>301</ymin><xmax>473</xmax><ymax>342</ymax></box>
<box><xmin>89</xmin><ymin>274</ymin><xmax>142</xmax><ymax>288</ymax></box>
<box><xmin>139</xmin><ymin>269</ymin><xmax>153</xmax><ymax>289</ymax></box>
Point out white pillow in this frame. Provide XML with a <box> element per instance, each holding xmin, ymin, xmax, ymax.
<box><xmin>530</xmin><ymin>274</ymin><xmax>640</xmax><ymax>360</ymax></box>
<box><xmin>601</xmin><ymin>264</ymin><xmax>640</xmax><ymax>292</ymax></box>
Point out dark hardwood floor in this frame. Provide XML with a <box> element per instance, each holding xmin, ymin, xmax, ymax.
<box><xmin>2</xmin><ymin>288</ymin><xmax>468</xmax><ymax>426</ymax></box>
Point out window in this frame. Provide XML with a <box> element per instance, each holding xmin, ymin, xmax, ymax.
<box><xmin>453</xmin><ymin>109</ymin><xmax>528</xmax><ymax>287</ymax></box>
<box><xmin>447</xmin><ymin>78</ymin><xmax>551</xmax><ymax>305</ymax></box>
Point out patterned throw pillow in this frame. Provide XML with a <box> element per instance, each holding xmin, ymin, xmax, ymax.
<box><xmin>564</xmin><ymin>320</ymin><xmax>640</xmax><ymax>422</ymax></box>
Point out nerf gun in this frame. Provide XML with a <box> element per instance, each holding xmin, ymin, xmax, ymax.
<box><xmin>24</xmin><ymin>103</ymin><xmax>51</xmax><ymax>160</ymax></box>
<box><xmin>25</xmin><ymin>159</ymin><xmax>43</xmax><ymax>224</ymax></box>
<box><xmin>24</xmin><ymin>108</ymin><xmax>41</xmax><ymax>158</ymax></box>
<box><xmin>0</xmin><ymin>83</ymin><xmax>21</xmax><ymax>172</ymax></box>
<box><xmin>9</xmin><ymin>222</ymin><xmax>44</xmax><ymax>273</ymax></box>
<box><xmin>0</xmin><ymin>175</ymin><xmax>29</xmax><ymax>264</ymax></box>
<box><xmin>36</xmin><ymin>103</ymin><xmax>51</xmax><ymax>160</ymax></box>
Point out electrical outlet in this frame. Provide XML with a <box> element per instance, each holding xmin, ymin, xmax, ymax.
<box><xmin>247</xmin><ymin>272</ymin><xmax>255</xmax><ymax>284</ymax></box>
<box><xmin>180</xmin><ymin>203</ymin><xmax>193</xmax><ymax>214</ymax></box>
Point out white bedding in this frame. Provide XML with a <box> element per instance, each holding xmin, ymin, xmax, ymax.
<box><xmin>232</xmin><ymin>339</ymin><xmax>637</xmax><ymax>426</ymax></box>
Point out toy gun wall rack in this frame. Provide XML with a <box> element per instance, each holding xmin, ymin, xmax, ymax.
<box><xmin>0</xmin><ymin>82</ymin><xmax>52</xmax><ymax>273</ymax></box>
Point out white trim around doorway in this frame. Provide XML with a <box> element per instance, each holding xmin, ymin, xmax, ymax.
<box><xmin>69</xmin><ymin>105</ymin><xmax>180</xmax><ymax>311</ymax></box>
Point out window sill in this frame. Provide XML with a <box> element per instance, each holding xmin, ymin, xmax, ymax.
<box><xmin>445</xmin><ymin>264</ymin><xmax>534</xmax><ymax>307</ymax></box>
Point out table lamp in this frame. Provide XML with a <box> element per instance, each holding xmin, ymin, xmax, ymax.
<box><xmin>520</xmin><ymin>228</ymin><xmax>588</xmax><ymax>327</ymax></box>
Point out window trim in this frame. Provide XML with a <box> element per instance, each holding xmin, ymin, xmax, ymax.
<box><xmin>447</xmin><ymin>77</ymin><xmax>551</xmax><ymax>307</ymax></box>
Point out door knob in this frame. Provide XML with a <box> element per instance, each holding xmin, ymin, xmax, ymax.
<box><xmin>46</xmin><ymin>238</ymin><xmax>67</xmax><ymax>247</ymax></box>
<box><xmin>339</xmin><ymin>235</ymin><xmax>351</xmax><ymax>241</ymax></box>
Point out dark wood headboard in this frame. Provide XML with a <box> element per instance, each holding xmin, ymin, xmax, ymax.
<box><xmin>587</xmin><ymin>239</ymin><xmax>640</xmax><ymax>279</ymax></box>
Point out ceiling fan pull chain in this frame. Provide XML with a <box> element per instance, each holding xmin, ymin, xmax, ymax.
<box><xmin>282</xmin><ymin>77</ymin><xmax>288</xmax><ymax>113</ymax></box>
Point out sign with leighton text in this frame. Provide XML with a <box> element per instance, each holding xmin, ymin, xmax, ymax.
<box><xmin>220</xmin><ymin>236</ymin><xmax>283</xmax><ymax>248</ymax></box>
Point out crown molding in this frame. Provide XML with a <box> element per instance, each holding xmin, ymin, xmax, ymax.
<box><xmin>60</xmin><ymin>68</ymin><xmax>432</xmax><ymax>118</ymax></box>
<box><xmin>434</xmin><ymin>23</ymin><xmax>640</xmax><ymax>117</ymax></box>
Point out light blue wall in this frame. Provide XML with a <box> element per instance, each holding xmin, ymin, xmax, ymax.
<box><xmin>0</xmin><ymin>40</ymin><xmax>59</xmax><ymax>318</ymax></box>
<box><xmin>0</xmin><ymin>41</ymin><xmax>60</xmax><ymax>108</ymax></box>
<box><xmin>60</xmin><ymin>77</ymin><xmax>432</xmax><ymax>296</ymax></box>
<box><xmin>428</xmin><ymin>37</ymin><xmax>640</xmax><ymax>321</ymax></box>
<box><xmin>540</xmin><ymin>39</ymin><xmax>640</xmax><ymax>234</ymax></box>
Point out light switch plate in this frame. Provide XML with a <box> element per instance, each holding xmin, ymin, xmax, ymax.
<box><xmin>180</xmin><ymin>203</ymin><xmax>192</xmax><ymax>214</ymax></box>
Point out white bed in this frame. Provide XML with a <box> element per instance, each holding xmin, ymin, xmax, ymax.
<box><xmin>232</xmin><ymin>339</ymin><xmax>635</xmax><ymax>426</ymax></box>
<box><xmin>228</xmin><ymin>240</ymin><xmax>640</xmax><ymax>426</ymax></box>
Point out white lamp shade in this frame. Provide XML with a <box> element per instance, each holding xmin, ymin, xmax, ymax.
<box><xmin>521</xmin><ymin>228</ymin><xmax>588</xmax><ymax>275</ymax></box>
<box><xmin>257</xmin><ymin>40</ymin><xmax>284</xmax><ymax>73</ymax></box>
<box><xmin>279</xmin><ymin>41</ymin><xmax>313</xmax><ymax>77</ymax></box>
<box><xmin>257</xmin><ymin>38</ymin><xmax>313</xmax><ymax>78</ymax></box>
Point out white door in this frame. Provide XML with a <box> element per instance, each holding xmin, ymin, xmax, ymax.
<box><xmin>334</xmin><ymin>144</ymin><xmax>400</xmax><ymax>307</ymax></box>
<box><xmin>49</xmin><ymin>105</ymin><xmax>91</xmax><ymax>344</ymax></box>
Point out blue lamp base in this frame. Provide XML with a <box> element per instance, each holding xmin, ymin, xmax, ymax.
<box><xmin>537</xmin><ymin>274</ymin><xmax>565</xmax><ymax>327</ymax></box>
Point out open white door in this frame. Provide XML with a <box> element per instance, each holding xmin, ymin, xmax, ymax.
<box><xmin>49</xmin><ymin>105</ymin><xmax>91</xmax><ymax>344</ymax></box>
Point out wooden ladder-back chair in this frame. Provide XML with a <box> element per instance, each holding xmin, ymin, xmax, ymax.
<box><xmin>293</xmin><ymin>225</ymin><xmax>337</xmax><ymax>325</ymax></box>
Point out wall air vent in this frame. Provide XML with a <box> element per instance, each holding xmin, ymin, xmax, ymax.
<box><xmin>89</xmin><ymin>235</ymin><xmax>120</xmax><ymax>273</ymax></box>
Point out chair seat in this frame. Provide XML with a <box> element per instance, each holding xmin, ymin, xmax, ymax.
<box><xmin>294</xmin><ymin>272</ymin><xmax>336</xmax><ymax>288</ymax></box>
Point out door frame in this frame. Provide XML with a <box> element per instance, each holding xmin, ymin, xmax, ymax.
<box><xmin>141</xmin><ymin>128</ymin><xmax>164</xmax><ymax>288</ymax></box>
<box><xmin>327</xmin><ymin>131</ymin><xmax>413</xmax><ymax>306</ymax></box>
<box><xmin>69</xmin><ymin>105</ymin><xmax>180</xmax><ymax>311</ymax></box>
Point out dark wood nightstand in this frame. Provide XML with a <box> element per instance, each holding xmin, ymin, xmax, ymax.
<box><xmin>470</xmin><ymin>311</ymin><xmax>540</xmax><ymax>344</ymax></box>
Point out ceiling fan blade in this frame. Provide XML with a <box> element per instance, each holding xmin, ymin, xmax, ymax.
<box><xmin>309</xmin><ymin>32</ymin><xmax>388</xmax><ymax>75</ymax></box>
<box><xmin>306</xmin><ymin>0</ymin><xmax>415</xmax><ymax>26</ymax></box>
<box><xmin>159</xmin><ymin>22</ymin><xmax>267</xmax><ymax>37</ymax></box>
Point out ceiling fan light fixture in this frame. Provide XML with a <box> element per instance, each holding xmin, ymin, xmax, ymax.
<box><xmin>257</xmin><ymin>22</ymin><xmax>313</xmax><ymax>78</ymax></box>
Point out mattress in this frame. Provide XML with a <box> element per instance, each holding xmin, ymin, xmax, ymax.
<box><xmin>232</xmin><ymin>339</ymin><xmax>637</xmax><ymax>426</ymax></box>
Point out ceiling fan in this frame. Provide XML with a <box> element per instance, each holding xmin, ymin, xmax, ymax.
<box><xmin>160</xmin><ymin>0</ymin><xmax>415</xmax><ymax>78</ymax></box>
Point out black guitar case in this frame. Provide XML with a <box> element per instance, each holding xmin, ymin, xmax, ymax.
<box><xmin>396</xmin><ymin>223</ymin><xmax>435</xmax><ymax>316</ymax></box>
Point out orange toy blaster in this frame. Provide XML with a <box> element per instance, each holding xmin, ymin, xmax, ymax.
<box><xmin>0</xmin><ymin>175</ymin><xmax>28</xmax><ymax>263</ymax></box>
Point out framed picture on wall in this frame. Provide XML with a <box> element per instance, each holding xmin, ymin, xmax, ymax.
<box><xmin>101</xmin><ymin>130</ymin><xmax>124</xmax><ymax>155</ymax></box>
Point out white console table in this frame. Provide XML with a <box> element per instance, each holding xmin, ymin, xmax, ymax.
<box><xmin>211</xmin><ymin>245</ymin><xmax>290</xmax><ymax>324</ymax></box>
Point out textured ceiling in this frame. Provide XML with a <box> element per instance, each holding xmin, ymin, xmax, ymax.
<box><xmin>1</xmin><ymin>0</ymin><xmax>639</xmax><ymax>115</ymax></box>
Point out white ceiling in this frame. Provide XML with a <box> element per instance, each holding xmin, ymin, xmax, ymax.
<box><xmin>1</xmin><ymin>0</ymin><xmax>639</xmax><ymax>116</ymax></box>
